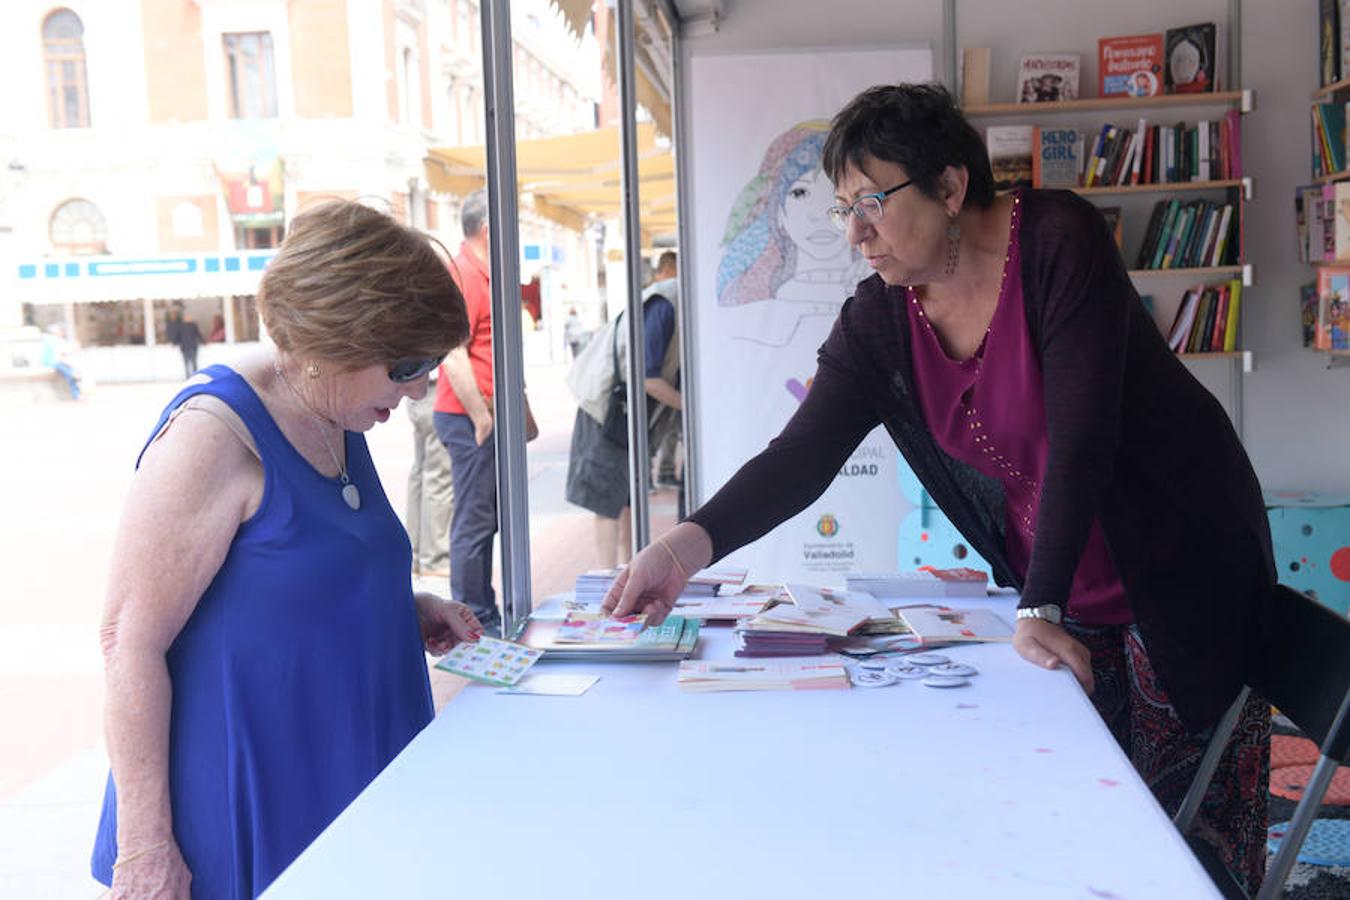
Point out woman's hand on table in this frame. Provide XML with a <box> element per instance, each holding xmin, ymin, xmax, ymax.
<box><xmin>109</xmin><ymin>839</ymin><xmax>191</xmax><ymax>899</ymax></box>
<box><xmin>1013</xmin><ymin>618</ymin><xmax>1094</xmax><ymax>694</ymax></box>
<box><xmin>602</xmin><ymin>522</ymin><xmax>713</xmax><ymax>626</ymax></box>
<box><xmin>415</xmin><ymin>593</ymin><xmax>483</xmax><ymax>655</ymax></box>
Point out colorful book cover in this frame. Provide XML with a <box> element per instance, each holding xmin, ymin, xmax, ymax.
<box><xmin>1223</xmin><ymin>280</ymin><xmax>1242</xmax><ymax>352</ymax></box>
<box><xmin>1164</xmin><ymin>23</ymin><xmax>1217</xmax><ymax>94</ymax></box>
<box><xmin>1017</xmin><ymin>53</ymin><xmax>1080</xmax><ymax>102</ymax></box>
<box><xmin>986</xmin><ymin>125</ymin><xmax>1034</xmax><ymax>190</ymax></box>
<box><xmin>1315</xmin><ymin>266</ymin><xmax>1350</xmax><ymax>350</ymax></box>
<box><xmin>554</xmin><ymin>613</ymin><xmax>647</xmax><ymax>644</ymax></box>
<box><xmin>1033</xmin><ymin>127</ymin><xmax>1082</xmax><ymax>188</ymax></box>
<box><xmin>1098</xmin><ymin>34</ymin><xmax>1164</xmax><ymax>97</ymax></box>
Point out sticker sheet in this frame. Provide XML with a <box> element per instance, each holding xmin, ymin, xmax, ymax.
<box><xmin>434</xmin><ymin>636</ymin><xmax>543</xmax><ymax>686</ymax></box>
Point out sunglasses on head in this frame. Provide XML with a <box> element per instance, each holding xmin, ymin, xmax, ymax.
<box><xmin>387</xmin><ymin>355</ymin><xmax>445</xmax><ymax>383</ymax></box>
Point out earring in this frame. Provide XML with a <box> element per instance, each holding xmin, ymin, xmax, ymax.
<box><xmin>944</xmin><ymin>219</ymin><xmax>962</xmax><ymax>277</ymax></box>
<box><xmin>306</xmin><ymin>362</ymin><xmax>321</xmax><ymax>379</ymax></box>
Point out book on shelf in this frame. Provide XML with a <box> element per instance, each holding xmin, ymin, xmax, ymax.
<box><xmin>1164</xmin><ymin>23</ymin><xmax>1217</xmax><ymax>94</ymax></box>
<box><xmin>1080</xmin><ymin>117</ymin><xmax>1238</xmax><ymax>188</ymax></box>
<box><xmin>1135</xmin><ymin>198</ymin><xmax>1238</xmax><ymax>270</ymax></box>
<box><xmin>1315</xmin><ymin>266</ymin><xmax>1350</xmax><ymax>350</ymax></box>
<box><xmin>1017</xmin><ymin>53</ymin><xmax>1080</xmax><ymax>102</ymax></box>
<box><xmin>895</xmin><ymin>606</ymin><xmax>1013</xmax><ymax>644</ymax></box>
<box><xmin>1165</xmin><ymin>280</ymin><xmax>1242</xmax><ymax>353</ymax></box>
<box><xmin>1032</xmin><ymin>127</ymin><xmax>1082</xmax><ymax>188</ymax></box>
<box><xmin>676</xmin><ymin>659</ymin><xmax>851</xmax><ymax>693</ymax></box>
<box><xmin>1098</xmin><ymin>33</ymin><xmax>1164</xmax><ymax>98</ymax></box>
<box><xmin>986</xmin><ymin>125</ymin><xmax>1034</xmax><ymax>190</ymax></box>
<box><xmin>1323</xmin><ymin>0</ymin><xmax>1342</xmax><ymax>87</ymax></box>
<box><xmin>1311</xmin><ymin>102</ymin><xmax>1347</xmax><ymax>177</ymax></box>
<box><xmin>1301</xmin><ymin>282</ymin><xmax>1319</xmax><ymax>348</ymax></box>
<box><xmin>961</xmin><ymin>46</ymin><xmax>991</xmax><ymax>106</ymax></box>
<box><xmin>1342</xmin><ymin>1</ymin><xmax>1350</xmax><ymax>87</ymax></box>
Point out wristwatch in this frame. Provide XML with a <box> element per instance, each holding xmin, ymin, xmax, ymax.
<box><xmin>1015</xmin><ymin>604</ymin><xmax>1064</xmax><ymax>625</ymax></box>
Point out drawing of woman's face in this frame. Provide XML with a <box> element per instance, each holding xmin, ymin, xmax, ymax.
<box><xmin>778</xmin><ymin>168</ymin><xmax>849</xmax><ymax>262</ymax></box>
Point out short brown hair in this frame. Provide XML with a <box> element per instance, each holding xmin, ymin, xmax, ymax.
<box><xmin>821</xmin><ymin>83</ymin><xmax>995</xmax><ymax>210</ymax></box>
<box><xmin>258</xmin><ymin>200</ymin><xmax>468</xmax><ymax>368</ymax></box>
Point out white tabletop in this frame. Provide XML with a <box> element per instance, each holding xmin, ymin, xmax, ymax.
<box><xmin>264</xmin><ymin>595</ymin><xmax>1219</xmax><ymax>899</ymax></box>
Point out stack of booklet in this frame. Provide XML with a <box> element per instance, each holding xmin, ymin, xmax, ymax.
<box><xmin>846</xmin><ymin>567</ymin><xmax>989</xmax><ymax>600</ymax></box>
<box><xmin>676</xmin><ymin>658</ymin><xmax>851</xmax><ymax>692</ymax></box>
<box><xmin>733</xmin><ymin>584</ymin><xmax>895</xmax><ymax>657</ymax></box>
<box><xmin>573</xmin><ymin>565</ymin><xmax>748</xmax><ymax>606</ymax></box>
<box><xmin>671</xmin><ymin>583</ymin><xmax>782</xmax><ymax>623</ymax></box>
<box><xmin>894</xmin><ymin>605</ymin><xmax>1013</xmax><ymax>644</ymax></box>
<box><xmin>518</xmin><ymin>609</ymin><xmax>701</xmax><ymax>662</ymax></box>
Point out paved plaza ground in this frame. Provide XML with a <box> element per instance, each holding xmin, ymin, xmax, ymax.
<box><xmin>0</xmin><ymin>361</ymin><xmax>677</xmax><ymax>897</ymax></box>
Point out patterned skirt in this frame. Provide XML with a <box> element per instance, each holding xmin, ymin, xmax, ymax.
<box><xmin>1066</xmin><ymin>621</ymin><xmax>1271</xmax><ymax>894</ymax></box>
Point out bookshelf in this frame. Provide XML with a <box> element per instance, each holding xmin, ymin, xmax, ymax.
<box><xmin>957</xmin><ymin>19</ymin><xmax>1254</xmax><ymax>433</ymax></box>
<box><xmin>1308</xmin><ymin>8</ymin><xmax>1350</xmax><ymax>365</ymax></box>
<box><xmin>964</xmin><ymin>90</ymin><xmax>1251</xmax><ymax>117</ymax></box>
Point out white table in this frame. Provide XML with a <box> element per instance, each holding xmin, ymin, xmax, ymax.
<box><xmin>265</xmin><ymin>595</ymin><xmax>1220</xmax><ymax>899</ymax></box>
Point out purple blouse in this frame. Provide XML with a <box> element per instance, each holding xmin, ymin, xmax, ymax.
<box><xmin>906</xmin><ymin>193</ymin><xmax>1131</xmax><ymax>626</ymax></box>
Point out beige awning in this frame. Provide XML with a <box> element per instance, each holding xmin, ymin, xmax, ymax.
<box><xmin>424</xmin><ymin>122</ymin><xmax>677</xmax><ymax>241</ymax></box>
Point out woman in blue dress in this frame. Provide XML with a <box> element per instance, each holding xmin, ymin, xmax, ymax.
<box><xmin>92</xmin><ymin>199</ymin><xmax>482</xmax><ymax>898</ymax></box>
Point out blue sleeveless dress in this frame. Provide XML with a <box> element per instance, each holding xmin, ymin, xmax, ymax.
<box><xmin>91</xmin><ymin>365</ymin><xmax>434</xmax><ymax>898</ymax></box>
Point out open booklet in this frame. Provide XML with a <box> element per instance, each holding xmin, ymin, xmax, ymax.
<box><xmin>741</xmin><ymin>584</ymin><xmax>895</xmax><ymax>637</ymax></box>
<box><xmin>518</xmin><ymin>612</ymin><xmax>701</xmax><ymax>662</ymax></box>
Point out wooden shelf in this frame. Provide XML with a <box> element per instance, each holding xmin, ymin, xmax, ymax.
<box><xmin>1178</xmin><ymin>351</ymin><xmax>1246</xmax><ymax>360</ymax></box>
<box><xmin>1315</xmin><ymin>170</ymin><xmax>1350</xmax><ymax>184</ymax></box>
<box><xmin>963</xmin><ymin>91</ymin><xmax>1249</xmax><ymax>116</ymax></box>
<box><xmin>1313</xmin><ymin>76</ymin><xmax>1350</xmax><ymax>99</ymax></box>
<box><xmin>1073</xmin><ymin>179</ymin><xmax>1245</xmax><ymax>197</ymax></box>
<box><xmin>1130</xmin><ymin>265</ymin><xmax>1246</xmax><ymax>279</ymax></box>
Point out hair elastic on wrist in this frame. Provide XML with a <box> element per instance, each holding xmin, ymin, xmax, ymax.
<box><xmin>656</xmin><ymin>538</ymin><xmax>690</xmax><ymax>580</ymax></box>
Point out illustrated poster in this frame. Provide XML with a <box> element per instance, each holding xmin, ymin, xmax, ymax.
<box><xmin>688</xmin><ymin>47</ymin><xmax>934</xmax><ymax>583</ymax></box>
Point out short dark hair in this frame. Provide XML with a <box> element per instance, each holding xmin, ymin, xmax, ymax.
<box><xmin>821</xmin><ymin>83</ymin><xmax>995</xmax><ymax>210</ymax></box>
<box><xmin>657</xmin><ymin>250</ymin><xmax>677</xmax><ymax>272</ymax></box>
<box><xmin>461</xmin><ymin>189</ymin><xmax>488</xmax><ymax>238</ymax></box>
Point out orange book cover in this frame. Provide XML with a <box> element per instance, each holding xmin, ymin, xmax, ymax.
<box><xmin>1099</xmin><ymin>34</ymin><xmax>1164</xmax><ymax>98</ymax></box>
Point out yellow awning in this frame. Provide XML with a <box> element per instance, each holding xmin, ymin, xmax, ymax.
<box><xmin>424</xmin><ymin>122</ymin><xmax>677</xmax><ymax>239</ymax></box>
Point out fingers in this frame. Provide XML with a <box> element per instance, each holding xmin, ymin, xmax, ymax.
<box><xmin>601</xmin><ymin>569</ymin><xmax>630</xmax><ymax>616</ymax></box>
<box><xmin>1013</xmin><ymin>620</ymin><xmax>1096</xmax><ymax>695</ymax></box>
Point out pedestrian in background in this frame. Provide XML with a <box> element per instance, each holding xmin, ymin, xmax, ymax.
<box><xmin>406</xmin><ymin>365</ymin><xmax>454</xmax><ymax>579</ymax></box>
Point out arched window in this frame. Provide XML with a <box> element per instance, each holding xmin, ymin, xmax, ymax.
<box><xmin>49</xmin><ymin>198</ymin><xmax>108</xmax><ymax>254</ymax></box>
<box><xmin>43</xmin><ymin>9</ymin><xmax>90</xmax><ymax>128</ymax></box>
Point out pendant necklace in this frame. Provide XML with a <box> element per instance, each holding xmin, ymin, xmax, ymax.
<box><xmin>273</xmin><ymin>360</ymin><xmax>362</xmax><ymax>511</ymax></box>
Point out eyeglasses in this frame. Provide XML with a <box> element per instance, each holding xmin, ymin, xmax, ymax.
<box><xmin>387</xmin><ymin>355</ymin><xmax>445</xmax><ymax>383</ymax></box>
<box><xmin>826</xmin><ymin>180</ymin><xmax>914</xmax><ymax>232</ymax></box>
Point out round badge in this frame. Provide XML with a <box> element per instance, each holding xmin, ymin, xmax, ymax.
<box><xmin>851</xmin><ymin>669</ymin><xmax>899</xmax><ymax>688</ymax></box>
<box><xmin>907</xmin><ymin>653</ymin><xmax>951</xmax><ymax>667</ymax></box>
<box><xmin>857</xmin><ymin>658</ymin><xmax>892</xmax><ymax>671</ymax></box>
<box><xmin>930</xmin><ymin>663</ymin><xmax>978</xmax><ymax>677</ymax></box>
<box><xmin>922</xmin><ymin>674</ymin><xmax>970</xmax><ymax>689</ymax></box>
<box><xmin>883</xmin><ymin>662</ymin><xmax>930</xmax><ymax>679</ymax></box>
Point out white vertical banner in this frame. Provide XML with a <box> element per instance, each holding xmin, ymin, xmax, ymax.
<box><xmin>689</xmin><ymin>46</ymin><xmax>933</xmax><ymax>583</ymax></box>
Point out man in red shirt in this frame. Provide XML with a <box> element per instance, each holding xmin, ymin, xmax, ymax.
<box><xmin>434</xmin><ymin>190</ymin><xmax>500</xmax><ymax>635</ymax></box>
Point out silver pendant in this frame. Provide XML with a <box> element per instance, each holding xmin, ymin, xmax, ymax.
<box><xmin>342</xmin><ymin>482</ymin><xmax>362</xmax><ymax>510</ymax></box>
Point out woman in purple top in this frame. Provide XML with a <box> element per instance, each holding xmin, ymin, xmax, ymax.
<box><xmin>606</xmin><ymin>84</ymin><xmax>1275</xmax><ymax>892</ymax></box>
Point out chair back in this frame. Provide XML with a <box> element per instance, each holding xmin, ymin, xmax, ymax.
<box><xmin>1249</xmin><ymin>584</ymin><xmax>1350</xmax><ymax>762</ymax></box>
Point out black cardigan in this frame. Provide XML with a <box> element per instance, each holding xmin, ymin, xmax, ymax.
<box><xmin>689</xmin><ymin>189</ymin><xmax>1276</xmax><ymax>731</ymax></box>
